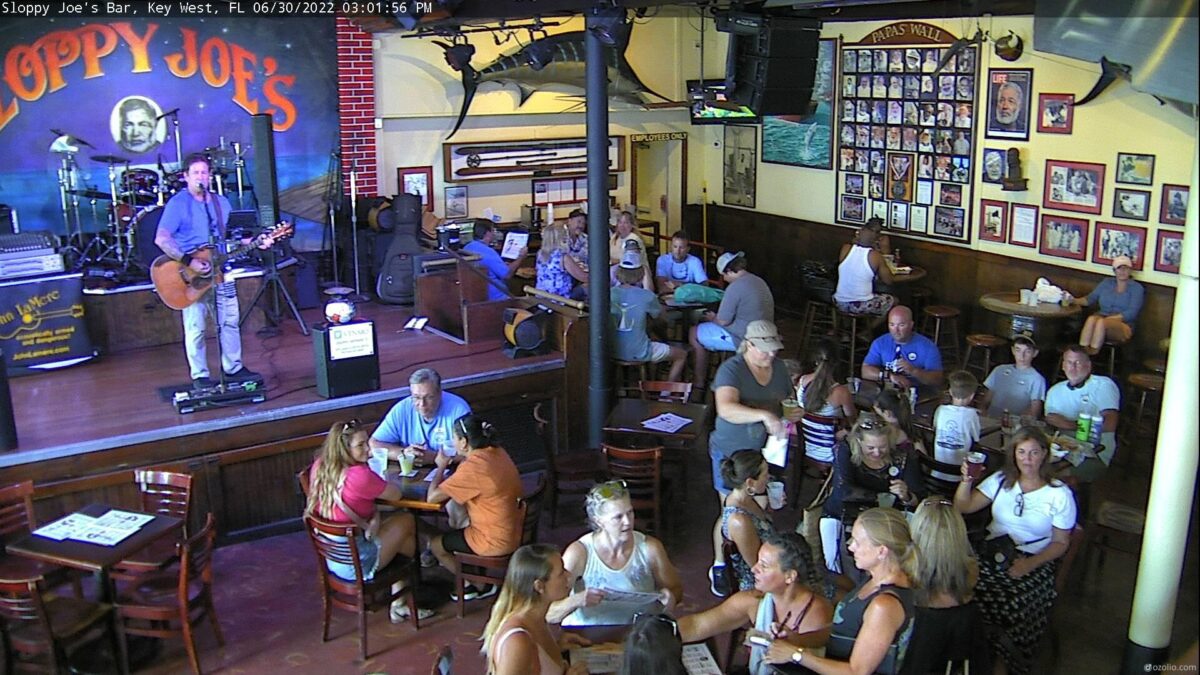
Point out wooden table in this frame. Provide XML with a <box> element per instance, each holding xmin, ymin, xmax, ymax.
<box><xmin>378</xmin><ymin>465</ymin><xmax>446</xmax><ymax>512</ymax></box>
<box><xmin>7</xmin><ymin>504</ymin><xmax>183</xmax><ymax>601</ymax></box>
<box><xmin>980</xmin><ymin>291</ymin><xmax>1080</xmax><ymax>346</ymax></box>
<box><xmin>877</xmin><ymin>265</ymin><xmax>927</xmax><ymax>305</ymax></box>
<box><xmin>603</xmin><ymin>398</ymin><xmax>710</xmax><ymax>444</ymax></box>
<box><xmin>662</xmin><ymin>296</ymin><xmax>710</xmax><ymax>341</ymax></box>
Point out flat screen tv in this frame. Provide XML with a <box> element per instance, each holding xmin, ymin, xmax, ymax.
<box><xmin>687</xmin><ymin>79</ymin><xmax>760</xmax><ymax>125</ymax></box>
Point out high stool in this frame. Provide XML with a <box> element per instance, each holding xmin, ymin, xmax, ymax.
<box><xmin>921</xmin><ymin>305</ymin><xmax>961</xmax><ymax>366</ymax></box>
<box><xmin>1095</xmin><ymin>334</ymin><xmax>1130</xmax><ymax>376</ymax></box>
<box><xmin>614</xmin><ymin>360</ymin><xmax>650</xmax><ymax>398</ymax></box>
<box><xmin>801</xmin><ymin>299</ymin><xmax>837</xmax><ymax>354</ymax></box>
<box><xmin>1142</xmin><ymin>357</ymin><xmax>1167</xmax><ymax>375</ymax></box>
<box><xmin>1126</xmin><ymin>372</ymin><xmax>1165</xmax><ymax>440</ymax></box>
<box><xmin>835</xmin><ymin>310</ymin><xmax>871</xmax><ymax>375</ymax></box>
<box><xmin>1079</xmin><ymin>501</ymin><xmax>1144</xmax><ymax>583</ymax></box>
<box><xmin>909</xmin><ymin>286</ymin><xmax>933</xmax><ymax>319</ymax></box>
<box><xmin>962</xmin><ymin>334</ymin><xmax>1008</xmax><ymax>379</ymax></box>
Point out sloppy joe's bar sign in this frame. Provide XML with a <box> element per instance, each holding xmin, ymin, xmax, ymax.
<box><xmin>851</xmin><ymin>22</ymin><xmax>959</xmax><ymax>46</ymax></box>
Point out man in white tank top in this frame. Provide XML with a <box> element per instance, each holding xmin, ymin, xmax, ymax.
<box><xmin>833</xmin><ymin>218</ymin><xmax>897</xmax><ymax>316</ymax></box>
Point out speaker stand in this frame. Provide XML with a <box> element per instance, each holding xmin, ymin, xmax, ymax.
<box><xmin>239</xmin><ymin>247</ymin><xmax>310</xmax><ymax>336</ymax></box>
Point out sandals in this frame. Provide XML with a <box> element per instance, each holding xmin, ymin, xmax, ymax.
<box><xmin>390</xmin><ymin>600</ymin><xmax>435</xmax><ymax>624</ymax></box>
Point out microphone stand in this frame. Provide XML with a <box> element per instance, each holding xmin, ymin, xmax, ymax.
<box><xmin>347</xmin><ymin>158</ymin><xmax>369</xmax><ymax>303</ymax></box>
<box><xmin>203</xmin><ymin>186</ymin><xmax>229</xmax><ymax>392</ymax></box>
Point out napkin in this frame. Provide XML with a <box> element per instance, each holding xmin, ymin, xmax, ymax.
<box><xmin>1034</xmin><ymin>277</ymin><xmax>1066</xmax><ymax>304</ymax></box>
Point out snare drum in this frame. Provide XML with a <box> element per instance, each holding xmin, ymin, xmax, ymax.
<box><xmin>121</xmin><ymin>168</ymin><xmax>159</xmax><ymax>205</ymax></box>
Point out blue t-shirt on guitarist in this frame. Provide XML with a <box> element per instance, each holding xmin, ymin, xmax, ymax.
<box><xmin>158</xmin><ymin>189</ymin><xmax>231</xmax><ymax>254</ymax></box>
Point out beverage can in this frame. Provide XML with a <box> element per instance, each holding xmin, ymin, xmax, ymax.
<box><xmin>1088</xmin><ymin>413</ymin><xmax>1104</xmax><ymax>446</ymax></box>
<box><xmin>1075</xmin><ymin>414</ymin><xmax>1092</xmax><ymax>441</ymax></box>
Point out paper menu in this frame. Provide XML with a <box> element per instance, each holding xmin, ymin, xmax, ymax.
<box><xmin>93</xmin><ymin>510</ymin><xmax>155</xmax><ymax>531</ymax></box>
<box><xmin>682</xmin><ymin>643</ymin><xmax>722</xmax><ymax>675</ymax></box>
<box><xmin>34</xmin><ymin>513</ymin><xmax>98</xmax><ymax>541</ymax></box>
<box><xmin>595</xmin><ymin>588</ymin><xmax>661</xmax><ymax>607</ymax></box>
<box><xmin>640</xmin><ymin>413</ymin><xmax>693</xmax><ymax>434</ymax></box>
<box><xmin>570</xmin><ymin>644</ymin><xmax>623</xmax><ymax>674</ymax></box>
<box><xmin>33</xmin><ymin>509</ymin><xmax>152</xmax><ymax>546</ymax></box>
<box><xmin>501</xmin><ymin>232</ymin><xmax>530</xmax><ymax>260</ymax></box>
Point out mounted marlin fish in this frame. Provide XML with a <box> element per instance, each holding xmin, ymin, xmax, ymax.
<box><xmin>439</xmin><ymin>21</ymin><xmax>670</xmax><ymax>138</ymax></box>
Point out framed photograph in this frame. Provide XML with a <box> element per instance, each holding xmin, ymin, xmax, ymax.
<box><xmin>985</xmin><ymin>68</ymin><xmax>1033</xmax><ymax>141</ymax></box>
<box><xmin>1112</xmin><ymin>188</ymin><xmax>1150</xmax><ymax>221</ymax></box>
<box><xmin>1093</xmin><ymin>221</ymin><xmax>1147</xmax><ymax>270</ymax></box>
<box><xmin>1155</xmin><ymin>229</ymin><xmax>1183</xmax><ymax>274</ymax></box>
<box><xmin>871</xmin><ymin>199</ymin><xmax>888</xmax><ymax>222</ymax></box>
<box><xmin>397</xmin><ymin>166</ymin><xmax>434</xmax><ymax>211</ymax></box>
<box><xmin>1039</xmin><ymin>214</ymin><xmax>1089</xmax><ymax>261</ymax></box>
<box><xmin>1115</xmin><ymin>152</ymin><xmax>1154</xmax><ymax>185</ymax></box>
<box><xmin>844</xmin><ymin>173</ymin><xmax>866</xmax><ymax>196</ymax></box>
<box><xmin>981</xmin><ymin>148</ymin><xmax>1007</xmax><ymax>184</ymax></box>
<box><xmin>910</xmin><ymin>204</ymin><xmax>929</xmax><ymax>233</ymax></box>
<box><xmin>1160</xmin><ymin>184</ymin><xmax>1188</xmax><ymax>225</ymax></box>
<box><xmin>1009</xmin><ymin>203</ymin><xmax>1039</xmax><ymax>248</ymax></box>
<box><xmin>939</xmin><ymin>183</ymin><xmax>963</xmax><ymax>207</ymax></box>
<box><xmin>840</xmin><ymin>194</ymin><xmax>867</xmax><ymax>224</ymax></box>
<box><xmin>932</xmin><ymin>205</ymin><xmax>966</xmax><ymax>240</ymax></box>
<box><xmin>889</xmin><ymin>201</ymin><xmax>910</xmax><ymax>231</ymax></box>
<box><xmin>763</xmin><ymin>38</ymin><xmax>837</xmax><ymax>169</ymax></box>
<box><xmin>443</xmin><ymin>185</ymin><xmax>468</xmax><ymax>218</ymax></box>
<box><xmin>723</xmin><ymin>125</ymin><xmax>758</xmax><ymax>208</ymax></box>
<box><xmin>979</xmin><ymin>199</ymin><xmax>1008</xmax><ymax>242</ymax></box>
<box><xmin>1043</xmin><ymin>159</ymin><xmax>1105</xmax><ymax>215</ymax></box>
<box><xmin>1037</xmin><ymin>93</ymin><xmax>1074</xmax><ymax>134</ymax></box>
<box><xmin>885</xmin><ymin>151</ymin><xmax>915</xmax><ymax>202</ymax></box>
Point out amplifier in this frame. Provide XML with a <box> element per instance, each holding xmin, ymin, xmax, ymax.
<box><xmin>0</xmin><ymin>253</ymin><xmax>65</xmax><ymax>280</ymax></box>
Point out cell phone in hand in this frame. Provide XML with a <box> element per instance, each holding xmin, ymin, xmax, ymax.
<box><xmin>748</xmin><ymin>635</ymin><xmax>772</xmax><ymax>648</ymax></box>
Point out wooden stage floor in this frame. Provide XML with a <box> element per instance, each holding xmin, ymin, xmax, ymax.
<box><xmin>1</xmin><ymin>302</ymin><xmax>564</xmax><ymax>472</ymax></box>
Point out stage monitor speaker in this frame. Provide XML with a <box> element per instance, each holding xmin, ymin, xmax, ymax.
<box><xmin>313</xmin><ymin>320</ymin><xmax>380</xmax><ymax>398</ymax></box>
<box><xmin>250</xmin><ymin>114</ymin><xmax>280</xmax><ymax>228</ymax></box>
<box><xmin>0</xmin><ymin>349</ymin><xmax>16</xmax><ymax>451</ymax></box>
<box><xmin>723</xmin><ymin>16</ymin><xmax>821</xmax><ymax>115</ymax></box>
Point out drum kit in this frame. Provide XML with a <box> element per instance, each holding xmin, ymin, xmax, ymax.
<box><xmin>50</xmin><ymin>129</ymin><xmax>253</xmax><ymax>275</ymax></box>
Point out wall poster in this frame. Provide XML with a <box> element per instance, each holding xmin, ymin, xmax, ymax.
<box><xmin>834</xmin><ymin>23</ymin><xmax>978</xmax><ymax>244</ymax></box>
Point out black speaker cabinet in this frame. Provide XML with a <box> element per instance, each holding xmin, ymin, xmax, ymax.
<box><xmin>313</xmin><ymin>320</ymin><xmax>380</xmax><ymax>399</ymax></box>
<box><xmin>725</xmin><ymin>17</ymin><xmax>821</xmax><ymax>115</ymax></box>
<box><xmin>250</xmin><ymin>113</ymin><xmax>280</xmax><ymax>228</ymax></box>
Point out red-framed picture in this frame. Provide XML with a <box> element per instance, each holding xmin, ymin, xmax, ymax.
<box><xmin>1039</xmin><ymin>213</ymin><xmax>1089</xmax><ymax>261</ymax></box>
<box><xmin>1043</xmin><ymin>159</ymin><xmax>1105</xmax><ymax>215</ymax></box>
<box><xmin>1037</xmin><ymin>93</ymin><xmax>1074</xmax><ymax>134</ymax></box>
<box><xmin>1092</xmin><ymin>221</ymin><xmax>1147</xmax><ymax>270</ymax></box>
<box><xmin>397</xmin><ymin>166</ymin><xmax>434</xmax><ymax>211</ymax></box>
<box><xmin>1160</xmin><ymin>183</ymin><xmax>1189</xmax><ymax>226</ymax></box>
<box><xmin>979</xmin><ymin>198</ymin><xmax>1008</xmax><ymax>242</ymax></box>
<box><xmin>1008</xmin><ymin>203</ymin><xmax>1039</xmax><ymax>248</ymax></box>
<box><xmin>1155</xmin><ymin>229</ymin><xmax>1183</xmax><ymax>274</ymax></box>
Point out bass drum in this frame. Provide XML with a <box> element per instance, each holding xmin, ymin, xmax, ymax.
<box><xmin>132</xmin><ymin>205</ymin><xmax>167</xmax><ymax>270</ymax></box>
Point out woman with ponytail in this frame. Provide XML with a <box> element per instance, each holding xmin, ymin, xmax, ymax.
<box><xmin>427</xmin><ymin>414</ymin><xmax>523</xmax><ymax>601</ymax></box>
<box><xmin>795</xmin><ymin>338</ymin><xmax>857</xmax><ymax>462</ymax></box>
<box><xmin>793</xmin><ymin>507</ymin><xmax>917</xmax><ymax>674</ymax></box>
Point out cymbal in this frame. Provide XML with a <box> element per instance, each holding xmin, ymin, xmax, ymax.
<box><xmin>91</xmin><ymin>154</ymin><xmax>129</xmax><ymax>164</ymax></box>
<box><xmin>204</xmin><ymin>147</ymin><xmax>233</xmax><ymax>159</ymax></box>
<box><xmin>69</xmin><ymin>188</ymin><xmax>113</xmax><ymax>200</ymax></box>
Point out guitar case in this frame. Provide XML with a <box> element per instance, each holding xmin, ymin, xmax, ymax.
<box><xmin>375</xmin><ymin>193</ymin><xmax>423</xmax><ymax>305</ymax></box>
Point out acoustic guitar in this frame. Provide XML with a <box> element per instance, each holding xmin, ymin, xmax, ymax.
<box><xmin>150</xmin><ymin>222</ymin><xmax>293</xmax><ymax>310</ymax></box>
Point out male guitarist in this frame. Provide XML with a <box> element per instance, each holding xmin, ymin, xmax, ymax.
<box><xmin>155</xmin><ymin>153</ymin><xmax>261</xmax><ymax>389</ymax></box>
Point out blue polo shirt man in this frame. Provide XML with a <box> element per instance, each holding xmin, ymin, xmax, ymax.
<box><xmin>861</xmin><ymin>305</ymin><xmax>944</xmax><ymax>396</ymax></box>
<box><xmin>461</xmin><ymin>221</ymin><xmax>527</xmax><ymax>301</ymax></box>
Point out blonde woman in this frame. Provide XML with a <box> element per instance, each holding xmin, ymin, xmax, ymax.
<box><xmin>548</xmin><ymin>480</ymin><xmax>683</xmax><ymax>626</ymax></box>
<box><xmin>904</xmin><ymin>497</ymin><xmax>989</xmax><ymax>674</ymax></box>
<box><xmin>536</xmin><ymin>223</ymin><xmax>587</xmax><ymax>298</ymax></box>
<box><xmin>305</xmin><ymin>420</ymin><xmax>428</xmax><ymax>622</ymax></box>
<box><xmin>789</xmin><ymin>508</ymin><xmax>916</xmax><ymax>674</ymax></box>
<box><xmin>482</xmin><ymin>544</ymin><xmax>589</xmax><ymax>675</ymax></box>
<box><xmin>819</xmin><ymin>413</ymin><xmax>924</xmax><ymax>575</ymax></box>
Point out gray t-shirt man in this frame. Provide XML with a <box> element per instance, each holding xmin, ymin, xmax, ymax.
<box><xmin>982</xmin><ymin>364</ymin><xmax>1047</xmax><ymax>418</ymax></box>
<box><xmin>717</xmin><ymin>272</ymin><xmax>775</xmax><ymax>342</ymax></box>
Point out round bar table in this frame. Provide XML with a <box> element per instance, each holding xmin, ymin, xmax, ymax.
<box><xmin>979</xmin><ymin>291</ymin><xmax>1080</xmax><ymax>346</ymax></box>
<box><xmin>876</xmin><ymin>265</ymin><xmax>927</xmax><ymax>305</ymax></box>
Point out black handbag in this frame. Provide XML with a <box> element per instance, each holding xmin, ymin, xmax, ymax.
<box><xmin>978</xmin><ymin>534</ymin><xmax>1046</xmax><ymax>570</ymax></box>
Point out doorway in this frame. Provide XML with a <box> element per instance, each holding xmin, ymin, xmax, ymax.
<box><xmin>630</xmin><ymin>134</ymin><xmax>688</xmax><ymax>255</ymax></box>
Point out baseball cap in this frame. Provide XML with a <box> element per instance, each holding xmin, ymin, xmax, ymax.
<box><xmin>716</xmin><ymin>251</ymin><xmax>745</xmax><ymax>275</ymax></box>
<box><xmin>743</xmin><ymin>320</ymin><xmax>784</xmax><ymax>353</ymax></box>
<box><xmin>619</xmin><ymin>250</ymin><xmax>643</xmax><ymax>269</ymax></box>
<box><xmin>1111</xmin><ymin>255</ymin><xmax>1133</xmax><ymax>270</ymax></box>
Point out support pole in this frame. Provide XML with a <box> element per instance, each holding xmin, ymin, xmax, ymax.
<box><xmin>585</xmin><ymin>9</ymin><xmax>612</xmax><ymax>450</ymax></box>
<box><xmin>1119</xmin><ymin>117</ymin><xmax>1199</xmax><ymax>673</ymax></box>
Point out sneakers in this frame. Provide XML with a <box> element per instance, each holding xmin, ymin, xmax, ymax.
<box><xmin>389</xmin><ymin>600</ymin><xmax>435</xmax><ymax>624</ymax></box>
<box><xmin>450</xmin><ymin>583</ymin><xmax>498</xmax><ymax>603</ymax></box>
<box><xmin>420</xmin><ymin>549</ymin><xmax>438</xmax><ymax>568</ymax></box>
<box><xmin>709</xmin><ymin>565</ymin><xmax>731</xmax><ymax>598</ymax></box>
<box><xmin>224</xmin><ymin>367</ymin><xmax>260</xmax><ymax>382</ymax></box>
<box><xmin>192</xmin><ymin>377</ymin><xmax>215</xmax><ymax>389</ymax></box>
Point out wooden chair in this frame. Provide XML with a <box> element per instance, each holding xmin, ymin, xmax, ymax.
<box><xmin>601</xmin><ymin>444</ymin><xmax>664</xmax><ymax>535</ymax></box>
<box><xmin>114</xmin><ymin>513</ymin><xmax>223</xmax><ymax>675</ymax></box>
<box><xmin>916</xmin><ymin>451</ymin><xmax>990</xmax><ymax>539</ymax></box>
<box><xmin>534</xmin><ymin>403</ymin><xmax>605</xmax><ymax>528</ymax></box>
<box><xmin>638</xmin><ymin>380</ymin><xmax>693</xmax><ymax>403</ymax></box>
<box><xmin>793</xmin><ymin>413</ymin><xmax>838</xmax><ymax>508</ymax></box>
<box><xmin>297</xmin><ymin>467</ymin><xmax>312</xmax><ymax>499</ymax></box>
<box><xmin>0</xmin><ymin>481</ymin><xmax>82</xmax><ymax>598</ymax></box>
<box><xmin>304</xmin><ymin>513</ymin><xmax>422</xmax><ymax>661</ymax></box>
<box><xmin>429</xmin><ymin>644</ymin><xmax>453</xmax><ymax>675</ymax></box>
<box><xmin>452</xmin><ymin>476</ymin><xmax>545</xmax><ymax>618</ymax></box>
<box><xmin>111</xmin><ymin>470</ymin><xmax>194</xmax><ymax>580</ymax></box>
<box><xmin>0</xmin><ymin>576</ymin><xmax>122</xmax><ymax>674</ymax></box>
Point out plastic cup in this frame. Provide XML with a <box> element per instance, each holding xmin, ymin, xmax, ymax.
<box><xmin>368</xmin><ymin>449</ymin><xmax>388</xmax><ymax>479</ymax></box>
<box><xmin>766</xmin><ymin>481</ymin><xmax>786</xmax><ymax>510</ymax></box>
<box><xmin>876</xmin><ymin>492</ymin><xmax>897</xmax><ymax>509</ymax></box>
<box><xmin>781</xmin><ymin>398</ymin><xmax>801</xmax><ymax>420</ymax></box>
<box><xmin>966</xmin><ymin>451</ymin><xmax>987</xmax><ymax>480</ymax></box>
<box><xmin>1019</xmin><ymin>289</ymin><xmax>1032</xmax><ymax>304</ymax></box>
<box><xmin>399</xmin><ymin>452</ymin><xmax>415</xmax><ymax>476</ymax></box>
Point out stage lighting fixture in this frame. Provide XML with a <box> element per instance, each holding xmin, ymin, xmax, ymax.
<box><xmin>587</xmin><ymin>7</ymin><xmax>627</xmax><ymax>46</ymax></box>
<box><xmin>524</xmin><ymin>41</ymin><xmax>555</xmax><ymax>71</ymax></box>
<box><xmin>443</xmin><ymin>43</ymin><xmax>476</xmax><ymax>71</ymax></box>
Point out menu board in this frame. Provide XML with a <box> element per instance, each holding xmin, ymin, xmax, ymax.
<box><xmin>834</xmin><ymin>24</ymin><xmax>980</xmax><ymax>245</ymax></box>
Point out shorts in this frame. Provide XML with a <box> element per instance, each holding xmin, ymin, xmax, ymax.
<box><xmin>835</xmin><ymin>294</ymin><xmax>896</xmax><ymax>316</ymax></box>
<box><xmin>696</xmin><ymin>322</ymin><xmax>737</xmax><ymax>352</ymax></box>
<box><xmin>647</xmin><ymin>341</ymin><xmax>672</xmax><ymax>362</ymax></box>
<box><xmin>324</xmin><ymin>532</ymin><xmax>380</xmax><ymax>582</ymax></box>
<box><xmin>442</xmin><ymin>528</ymin><xmax>476</xmax><ymax>555</ymax></box>
<box><xmin>710</xmin><ymin>445</ymin><xmax>732</xmax><ymax>497</ymax></box>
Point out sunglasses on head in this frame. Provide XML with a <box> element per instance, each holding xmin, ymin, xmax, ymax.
<box><xmin>340</xmin><ymin>419</ymin><xmax>361</xmax><ymax>434</ymax></box>
<box><xmin>859</xmin><ymin>418</ymin><xmax>890</xmax><ymax>431</ymax></box>
<box><xmin>632</xmin><ymin>611</ymin><xmax>678</xmax><ymax>637</ymax></box>
<box><xmin>594</xmin><ymin>480</ymin><xmax>628</xmax><ymax>499</ymax></box>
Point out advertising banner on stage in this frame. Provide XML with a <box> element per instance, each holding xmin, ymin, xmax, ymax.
<box><xmin>0</xmin><ymin>273</ymin><xmax>94</xmax><ymax>371</ymax></box>
<box><xmin>0</xmin><ymin>18</ymin><xmax>338</xmax><ymax>251</ymax></box>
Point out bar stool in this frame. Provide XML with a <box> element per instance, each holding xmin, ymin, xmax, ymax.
<box><xmin>962</xmin><ymin>334</ymin><xmax>1008</xmax><ymax>379</ymax></box>
<box><xmin>801</xmin><ymin>299</ymin><xmax>837</xmax><ymax>354</ymax></box>
<box><xmin>1095</xmin><ymin>334</ymin><xmax>1130</xmax><ymax>376</ymax></box>
<box><xmin>1126</xmin><ymin>372</ymin><xmax>1165</xmax><ymax>439</ymax></box>
<box><xmin>921</xmin><ymin>305</ymin><xmax>961</xmax><ymax>366</ymax></box>
<box><xmin>909</xmin><ymin>286</ymin><xmax>933</xmax><ymax>318</ymax></box>
<box><xmin>835</xmin><ymin>309</ymin><xmax>870</xmax><ymax>375</ymax></box>
<box><xmin>1142</xmin><ymin>357</ymin><xmax>1167</xmax><ymax>375</ymax></box>
<box><xmin>614</xmin><ymin>360</ymin><xmax>650</xmax><ymax>398</ymax></box>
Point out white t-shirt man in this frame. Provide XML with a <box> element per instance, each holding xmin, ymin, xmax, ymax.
<box><xmin>932</xmin><ymin>403</ymin><xmax>981</xmax><ymax>480</ymax></box>
<box><xmin>1044</xmin><ymin>375</ymin><xmax>1120</xmax><ymax>464</ymax></box>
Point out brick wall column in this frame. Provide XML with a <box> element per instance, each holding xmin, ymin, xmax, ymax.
<box><xmin>336</xmin><ymin>17</ymin><xmax>378</xmax><ymax>197</ymax></box>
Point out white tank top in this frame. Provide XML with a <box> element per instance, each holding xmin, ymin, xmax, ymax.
<box><xmin>561</xmin><ymin>531</ymin><xmax>656</xmax><ymax>626</ymax></box>
<box><xmin>834</xmin><ymin>245</ymin><xmax>876</xmax><ymax>303</ymax></box>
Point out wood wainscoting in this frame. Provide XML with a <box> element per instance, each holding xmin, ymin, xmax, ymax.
<box><xmin>682</xmin><ymin>204</ymin><xmax>1176</xmax><ymax>356</ymax></box>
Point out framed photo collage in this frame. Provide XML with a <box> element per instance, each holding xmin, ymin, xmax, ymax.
<box><xmin>834</xmin><ymin>34</ymin><xmax>979</xmax><ymax>244</ymax></box>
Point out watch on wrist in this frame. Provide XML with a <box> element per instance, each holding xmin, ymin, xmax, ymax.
<box><xmin>180</xmin><ymin>253</ymin><xmax>193</xmax><ymax>266</ymax></box>
<box><xmin>791</xmin><ymin>648</ymin><xmax>805</xmax><ymax>664</ymax></box>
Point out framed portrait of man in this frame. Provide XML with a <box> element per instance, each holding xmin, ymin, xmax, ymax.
<box><xmin>985</xmin><ymin>69</ymin><xmax>1033</xmax><ymax>141</ymax></box>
